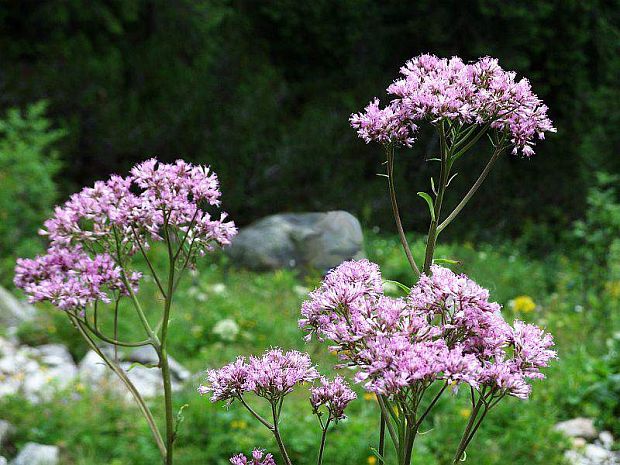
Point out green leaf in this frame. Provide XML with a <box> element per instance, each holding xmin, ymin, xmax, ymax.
<box><xmin>417</xmin><ymin>192</ymin><xmax>436</xmax><ymax>221</ymax></box>
<box><xmin>383</xmin><ymin>279</ymin><xmax>411</xmax><ymax>293</ymax></box>
<box><xmin>126</xmin><ymin>361</ymin><xmax>158</xmax><ymax>372</ymax></box>
<box><xmin>369</xmin><ymin>447</ymin><xmax>387</xmax><ymax>462</ymax></box>
<box><xmin>433</xmin><ymin>258</ymin><xmax>462</xmax><ymax>266</ymax></box>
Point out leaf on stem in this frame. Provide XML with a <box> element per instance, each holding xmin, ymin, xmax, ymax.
<box><xmin>383</xmin><ymin>279</ymin><xmax>411</xmax><ymax>294</ymax></box>
<box><xmin>417</xmin><ymin>192</ymin><xmax>436</xmax><ymax>221</ymax></box>
<box><xmin>433</xmin><ymin>258</ymin><xmax>462</xmax><ymax>266</ymax></box>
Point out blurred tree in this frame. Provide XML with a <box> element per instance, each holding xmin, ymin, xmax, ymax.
<box><xmin>0</xmin><ymin>0</ymin><xmax>617</xmax><ymax>241</ymax></box>
<box><xmin>0</xmin><ymin>101</ymin><xmax>64</xmax><ymax>283</ymax></box>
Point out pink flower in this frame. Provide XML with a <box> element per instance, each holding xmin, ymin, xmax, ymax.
<box><xmin>300</xmin><ymin>260</ymin><xmax>556</xmax><ymax>399</ymax></box>
<box><xmin>310</xmin><ymin>376</ymin><xmax>357</xmax><ymax>420</ymax></box>
<box><xmin>14</xmin><ymin>246</ymin><xmax>139</xmax><ymax>311</ymax></box>
<box><xmin>200</xmin><ymin>349</ymin><xmax>319</xmax><ymax>403</ymax></box>
<box><xmin>351</xmin><ymin>54</ymin><xmax>556</xmax><ymax>156</ymax></box>
<box><xmin>230</xmin><ymin>449</ymin><xmax>276</xmax><ymax>465</ymax></box>
<box><xmin>15</xmin><ymin>158</ymin><xmax>237</xmax><ymax>312</ymax></box>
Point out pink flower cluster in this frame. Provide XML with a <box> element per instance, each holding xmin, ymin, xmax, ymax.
<box><xmin>14</xmin><ymin>246</ymin><xmax>140</xmax><ymax>311</ymax></box>
<box><xmin>15</xmin><ymin>159</ymin><xmax>236</xmax><ymax>312</ymax></box>
<box><xmin>199</xmin><ymin>349</ymin><xmax>319</xmax><ymax>403</ymax></box>
<box><xmin>350</xmin><ymin>54</ymin><xmax>556</xmax><ymax>156</ymax></box>
<box><xmin>300</xmin><ymin>260</ymin><xmax>556</xmax><ymax>399</ymax></box>
<box><xmin>230</xmin><ymin>449</ymin><xmax>276</xmax><ymax>465</ymax></box>
<box><xmin>42</xmin><ymin>158</ymin><xmax>236</xmax><ymax>254</ymax></box>
<box><xmin>310</xmin><ymin>376</ymin><xmax>357</xmax><ymax>421</ymax></box>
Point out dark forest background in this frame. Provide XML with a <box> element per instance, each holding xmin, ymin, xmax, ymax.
<box><xmin>1</xmin><ymin>0</ymin><xmax>618</xmax><ymax>245</ymax></box>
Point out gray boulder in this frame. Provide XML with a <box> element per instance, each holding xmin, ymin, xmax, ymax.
<box><xmin>228</xmin><ymin>211</ymin><xmax>364</xmax><ymax>271</ymax></box>
<box><xmin>0</xmin><ymin>286</ymin><xmax>35</xmax><ymax>328</ymax></box>
<box><xmin>11</xmin><ymin>443</ymin><xmax>59</xmax><ymax>465</ymax></box>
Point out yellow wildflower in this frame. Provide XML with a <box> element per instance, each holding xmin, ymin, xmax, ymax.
<box><xmin>510</xmin><ymin>295</ymin><xmax>536</xmax><ymax>313</ymax></box>
<box><xmin>367</xmin><ymin>456</ymin><xmax>377</xmax><ymax>465</ymax></box>
<box><xmin>364</xmin><ymin>392</ymin><xmax>376</xmax><ymax>401</ymax></box>
<box><xmin>459</xmin><ymin>408</ymin><xmax>471</xmax><ymax>419</ymax></box>
<box><xmin>231</xmin><ymin>420</ymin><xmax>248</xmax><ymax>430</ymax></box>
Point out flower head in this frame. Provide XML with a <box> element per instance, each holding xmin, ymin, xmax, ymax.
<box><xmin>15</xmin><ymin>158</ymin><xmax>236</xmax><ymax>312</ymax></box>
<box><xmin>300</xmin><ymin>260</ymin><xmax>555</xmax><ymax>400</ymax></box>
<box><xmin>200</xmin><ymin>349</ymin><xmax>319</xmax><ymax>403</ymax></box>
<box><xmin>14</xmin><ymin>246</ymin><xmax>139</xmax><ymax>311</ymax></box>
<box><xmin>230</xmin><ymin>449</ymin><xmax>276</xmax><ymax>465</ymax></box>
<box><xmin>351</xmin><ymin>54</ymin><xmax>555</xmax><ymax>156</ymax></box>
<box><xmin>310</xmin><ymin>376</ymin><xmax>357</xmax><ymax>420</ymax></box>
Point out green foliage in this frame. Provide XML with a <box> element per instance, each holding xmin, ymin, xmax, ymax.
<box><xmin>568</xmin><ymin>333</ymin><xmax>620</xmax><ymax>435</ymax></box>
<box><xmin>5</xmin><ymin>235</ymin><xmax>615</xmax><ymax>464</ymax></box>
<box><xmin>572</xmin><ymin>172</ymin><xmax>620</xmax><ymax>289</ymax></box>
<box><xmin>0</xmin><ymin>1</ymin><xmax>617</xmax><ymax>238</ymax></box>
<box><xmin>0</xmin><ymin>101</ymin><xmax>64</xmax><ymax>284</ymax></box>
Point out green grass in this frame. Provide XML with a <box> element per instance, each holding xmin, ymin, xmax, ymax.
<box><xmin>2</xmin><ymin>233</ymin><xmax>618</xmax><ymax>464</ymax></box>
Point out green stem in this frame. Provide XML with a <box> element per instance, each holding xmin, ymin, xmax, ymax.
<box><xmin>131</xmin><ymin>226</ymin><xmax>167</xmax><ymax>297</ymax></box>
<box><xmin>452</xmin><ymin>396</ymin><xmax>485</xmax><ymax>464</ymax></box>
<box><xmin>160</xmin><ymin>220</ymin><xmax>177</xmax><ymax>465</ymax></box>
<box><xmin>74</xmin><ymin>313</ymin><xmax>151</xmax><ymax>347</ymax></box>
<box><xmin>377</xmin><ymin>395</ymin><xmax>400</xmax><ymax>451</ymax></box>
<box><xmin>423</xmin><ymin>124</ymin><xmax>451</xmax><ymax>273</ymax></box>
<box><xmin>317</xmin><ymin>418</ymin><xmax>331</xmax><ymax>465</ymax></box>
<box><xmin>386</xmin><ymin>145</ymin><xmax>421</xmax><ymax>276</ymax></box>
<box><xmin>378</xmin><ymin>412</ymin><xmax>386</xmax><ymax>465</ymax></box>
<box><xmin>239</xmin><ymin>396</ymin><xmax>274</xmax><ymax>430</ymax></box>
<box><xmin>413</xmin><ymin>383</ymin><xmax>448</xmax><ymax>431</ymax></box>
<box><xmin>438</xmin><ymin>143</ymin><xmax>505</xmax><ymax>234</ymax></box>
<box><xmin>271</xmin><ymin>401</ymin><xmax>293</xmax><ymax>465</ymax></box>
<box><xmin>402</xmin><ymin>414</ymin><xmax>417</xmax><ymax>465</ymax></box>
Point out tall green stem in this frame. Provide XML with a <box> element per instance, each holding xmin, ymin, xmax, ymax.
<box><xmin>316</xmin><ymin>418</ymin><xmax>331</xmax><ymax>465</ymax></box>
<box><xmin>438</xmin><ymin>145</ymin><xmax>504</xmax><ymax>234</ymax></box>
<box><xmin>452</xmin><ymin>397</ymin><xmax>485</xmax><ymax>463</ymax></box>
<box><xmin>160</xmin><ymin>221</ymin><xmax>177</xmax><ymax>465</ymax></box>
<box><xmin>271</xmin><ymin>401</ymin><xmax>293</xmax><ymax>465</ymax></box>
<box><xmin>386</xmin><ymin>145</ymin><xmax>421</xmax><ymax>276</ymax></box>
<box><xmin>423</xmin><ymin>124</ymin><xmax>451</xmax><ymax>273</ymax></box>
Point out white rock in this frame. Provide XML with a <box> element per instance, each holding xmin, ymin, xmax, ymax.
<box><xmin>0</xmin><ymin>419</ymin><xmax>13</xmax><ymax>446</ymax></box>
<box><xmin>11</xmin><ymin>442</ymin><xmax>59</xmax><ymax>465</ymax></box>
<box><xmin>35</xmin><ymin>345</ymin><xmax>74</xmax><ymax>367</ymax></box>
<box><xmin>573</xmin><ymin>437</ymin><xmax>588</xmax><ymax>448</ymax></box>
<box><xmin>555</xmin><ymin>418</ymin><xmax>599</xmax><ymax>441</ymax></box>
<box><xmin>0</xmin><ymin>286</ymin><xmax>35</xmax><ymax>328</ymax></box>
<box><xmin>565</xmin><ymin>450</ymin><xmax>588</xmax><ymax>465</ymax></box>
<box><xmin>0</xmin><ymin>339</ymin><xmax>77</xmax><ymax>402</ymax></box>
<box><xmin>584</xmin><ymin>444</ymin><xmax>616</xmax><ymax>464</ymax></box>
<box><xmin>0</xmin><ymin>456</ymin><xmax>7</xmax><ymax>465</ymax></box>
<box><xmin>77</xmin><ymin>350</ymin><xmax>110</xmax><ymax>385</ymax></box>
<box><xmin>599</xmin><ymin>431</ymin><xmax>614</xmax><ymax>450</ymax></box>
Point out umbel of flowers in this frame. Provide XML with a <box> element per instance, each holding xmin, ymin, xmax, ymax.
<box><xmin>203</xmin><ymin>54</ymin><xmax>556</xmax><ymax>465</ymax></box>
<box><xmin>15</xmin><ymin>159</ymin><xmax>236</xmax><ymax>465</ymax></box>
